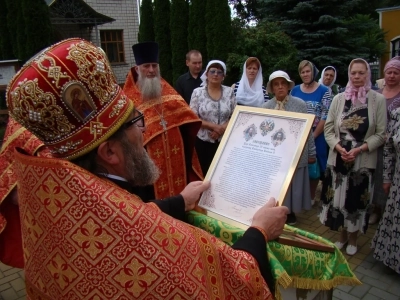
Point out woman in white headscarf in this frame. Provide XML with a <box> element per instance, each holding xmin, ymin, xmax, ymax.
<box><xmin>319</xmin><ymin>66</ymin><xmax>340</xmax><ymax>96</ymax></box>
<box><xmin>232</xmin><ymin>57</ymin><xmax>269</xmax><ymax>107</ymax></box>
<box><xmin>190</xmin><ymin>60</ymin><xmax>236</xmax><ymax>175</ymax></box>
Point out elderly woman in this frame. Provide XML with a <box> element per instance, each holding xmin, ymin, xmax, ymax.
<box><xmin>263</xmin><ymin>71</ymin><xmax>316</xmax><ymax>225</ymax></box>
<box><xmin>319</xmin><ymin>58</ymin><xmax>387</xmax><ymax>256</ymax></box>
<box><xmin>291</xmin><ymin>61</ymin><xmax>332</xmax><ymax>205</ymax></box>
<box><xmin>371</xmin><ymin>89</ymin><xmax>400</xmax><ymax>274</ymax></box>
<box><xmin>370</xmin><ymin>56</ymin><xmax>400</xmax><ymax>225</ymax></box>
<box><xmin>190</xmin><ymin>60</ymin><xmax>236</xmax><ymax>175</ymax></box>
<box><xmin>232</xmin><ymin>57</ymin><xmax>269</xmax><ymax>107</ymax></box>
<box><xmin>319</xmin><ymin>66</ymin><xmax>340</xmax><ymax>96</ymax></box>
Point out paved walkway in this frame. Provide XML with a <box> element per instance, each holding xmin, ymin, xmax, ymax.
<box><xmin>0</xmin><ymin>205</ymin><xmax>399</xmax><ymax>299</ymax></box>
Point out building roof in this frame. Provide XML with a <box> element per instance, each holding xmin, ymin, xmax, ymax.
<box><xmin>376</xmin><ymin>6</ymin><xmax>400</xmax><ymax>13</ymax></box>
<box><xmin>46</xmin><ymin>0</ymin><xmax>114</xmax><ymax>26</ymax></box>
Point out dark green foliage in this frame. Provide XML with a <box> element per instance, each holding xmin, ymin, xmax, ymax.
<box><xmin>257</xmin><ymin>0</ymin><xmax>386</xmax><ymax>85</ymax></box>
<box><xmin>5</xmin><ymin>0</ymin><xmax>23</xmax><ymax>59</ymax></box>
<box><xmin>188</xmin><ymin>0</ymin><xmax>207</xmax><ymax>61</ymax></box>
<box><xmin>154</xmin><ymin>0</ymin><xmax>173</xmax><ymax>84</ymax></box>
<box><xmin>229</xmin><ymin>0</ymin><xmax>400</xmax><ymax>21</ymax></box>
<box><xmin>170</xmin><ymin>0</ymin><xmax>189</xmax><ymax>83</ymax></box>
<box><xmin>205</xmin><ymin>0</ymin><xmax>232</xmax><ymax>62</ymax></box>
<box><xmin>382</xmin><ymin>0</ymin><xmax>400</xmax><ymax>6</ymax></box>
<box><xmin>138</xmin><ymin>0</ymin><xmax>155</xmax><ymax>42</ymax></box>
<box><xmin>345</xmin><ymin>14</ymin><xmax>386</xmax><ymax>62</ymax></box>
<box><xmin>228</xmin><ymin>0</ymin><xmax>261</xmax><ymax>22</ymax></box>
<box><xmin>22</xmin><ymin>0</ymin><xmax>53</xmax><ymax>61</ymax></box>
<box><xmin>15</xmin><ymin>0</ymin><xmax>27</xmax><ymax>60</ymax></box>
<box><xmin>0</xmin><ymin>0</ymin><xmax>13</xmax><ymax>59</ymax></box>
<box><xmin>4</xmin><ymin>0</ymin><xmax>52</xmax><ymax>61</ymax></box>
<box><xmin>226</xmin><ymin>20</ymin><xmax>298</xmax><ymax>86</ymax></box>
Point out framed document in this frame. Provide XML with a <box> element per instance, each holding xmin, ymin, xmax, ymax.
<box><xmin>198</xmin><ymin>106</ymin><xmax>315</xmax><ymax>230</ymax></box>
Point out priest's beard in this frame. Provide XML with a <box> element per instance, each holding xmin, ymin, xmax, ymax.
<box><xmin>120</xmin><ymin>133</ymin><xmax>160</xmax><ymax>186</ymax></box>
<box><xmin>137</xmin><ymin>72</ymin><xmax>162</xmax><ymax>101</ymax></box>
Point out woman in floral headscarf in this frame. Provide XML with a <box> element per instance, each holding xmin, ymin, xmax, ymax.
<box><xmin>319</xmin><ymin>58</ymin><xmax>387</xmax><ymax>256</ymax></box>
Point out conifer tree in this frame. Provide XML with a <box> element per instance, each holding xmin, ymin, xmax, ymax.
<box><xmin>188</xmin><ymin>0</ymin><xmax>208</xmax><ymax>61</ymax></box>
<box><xmin>22</xmin><ymin>0</ymin><xmax>53</xmax><ymax>61</ymax></box>
<box><xmin>257</xmin><ymin>0</ymin><xmax>385</xmax><ymax>85</ymax></box>
<box><xmin>5</xmin><ymin>0</ymin><xmax>24</xmax><ymax>59</ymax></box>
<box><xmin>154</xmin><ymin>0</ymin><xmax>173</xmax><ymax>84</ymax></box>
<box><xmin>0</xmin><ymin>0</ymin><xmax>13</xmax><ymax>59</ymax></box>
<box><xmin>205</xmin><ymin>0</ymin><xmax>232</xmax><ymax>62</ymax></box>
<box><xmin>170</xmin><ymin>0</ymin><xmax>189</xmax><ymax>83</ymax></box>
<box><xmin>227</xmin><ymin>20</ymin><xmax>298</xmax><ymax>86</ymax></box>
<box><xmin>138</xmin><ymin>0</ymin><xmax>155</xmax><ymax>42</ymax></box>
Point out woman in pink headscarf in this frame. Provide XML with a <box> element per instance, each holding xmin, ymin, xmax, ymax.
<box><xmin>319</xmin><ymin>58</ymin><xmax>387</xmax><ymax>256</ymax></box>
<box><xmin>370</xmin><ymin>56</ymin><xmax>400</xmax><ymax>225</ymax></box>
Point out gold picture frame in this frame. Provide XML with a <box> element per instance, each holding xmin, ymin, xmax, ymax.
<box><xmin>198</xmin><ymin>106</ymin><xmax>315</xmax><ymax>230</ymax></box>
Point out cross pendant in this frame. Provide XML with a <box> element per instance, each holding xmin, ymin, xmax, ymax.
<box><xmin>160</xmin><ymin>118</ymin><xmax>168</xmax><ymax>130</ymax></box>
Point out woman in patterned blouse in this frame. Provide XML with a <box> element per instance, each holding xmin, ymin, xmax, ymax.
<box><xmin>190</xmin><ymin>60</ymin><xmax>236</xmax><ymax>175</ymax></box>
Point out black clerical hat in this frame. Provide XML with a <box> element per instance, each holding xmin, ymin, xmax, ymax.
<box><xmin>132</xmin><ymin>42</ymin><xmax>159</xmax><ymax>65</ymax></box>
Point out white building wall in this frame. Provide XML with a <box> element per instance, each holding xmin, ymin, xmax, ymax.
<box><xmin>84</xmin><ymin>0</ymin><xmax>139</xmax><ymax>84</ymax></box>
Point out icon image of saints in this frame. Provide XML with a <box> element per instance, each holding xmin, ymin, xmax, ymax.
<box><xmin>260</xmin><ymin>119</ymin><xmax>274</xmax><ymax>136</ymax></box>
<box><xmin>244</xmin><ymin>124</ymin><xmax>257</xmax><ymax>141</ymax></box>
<box><xmin>271</xmin><ymin>129</ymin><xmax>286</xmax><ymax>147</ymax></box>
<box><xmin>64</xmin><ymin>85</ymin><xmax>95</xmax><ymax>121</ymax></box>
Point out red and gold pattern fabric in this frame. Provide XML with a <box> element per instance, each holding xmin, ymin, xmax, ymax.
<box><xmin>123</xmin><ymin>72</ymin><xmax>203</xmax><ymax>199</ymax></box>
<box><xmin>2</xmin><ymin>37</ymin><xmax>133</xmax><ymax>268</ymax></box>
<box><xmin>0</xmin><ymin>118</ymin><xmax>52</xmax><ymax>267</ymax></box>
<box><xmin>0</xmin><ymin>118</ymin><xmax>47</xmax><ymax>202</ymax></box>
<box><xmin>14</xmin><ymin>150</ymin><xmax>272</xmax><ymax>299</ymax></box>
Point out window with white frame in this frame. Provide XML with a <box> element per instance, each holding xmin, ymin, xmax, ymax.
<box><xmin>391</xmin><ymin>37</ymin><xmax>400</xmax><ymax>58</ymax></box>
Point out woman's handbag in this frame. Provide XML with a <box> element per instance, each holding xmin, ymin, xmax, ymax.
<box><xmin>308</xmin><ymin>161</ymin><xmax>320</xmax><ymax>180</ymax></box>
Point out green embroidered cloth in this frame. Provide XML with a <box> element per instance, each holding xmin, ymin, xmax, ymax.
<box><xmin>187</xmin><ymin>211</ymin><xmax>361</xmax><ymax>300</ymax></box>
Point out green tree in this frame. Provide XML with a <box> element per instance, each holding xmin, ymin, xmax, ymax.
<box><xmin>226</xmin><ymin>20</ymin><xmax>298</xmax><ymax>86</ymax></box>
<box><xmin>257</xmin><ymin>0</ymin><xmax>385</xmax><ymax>85</ymax></box>
<box><xmin>205</xmin><ymin>0</ymin><xmax>232</xmax><ymax>62</ymax></box>
<box><xmin>228</xmin><ymin>0</ymin><xmax>261</xmax><ymax>22</ymax></box>
<box><xmin>22</xmin><ymin>0</ymin><xmax>53</xmax><ymax>61</ymax></box>
<box><xmin>0</xmin><ymin>0</ymin><xmax>13</xmax><ymax>59</ymax></box>
<box><xmin>138</xmin><ymin>0</ymin><xmax>155</xmax><ymax>42</ymax></box>
<box><xmin>6</xmin><ymin>0</ymin><xmax>25</xmax><ymax>59</ymax></box>
<box><xmin>170</xmin><ymin>0</ymin><xmax>189</xmax><ymax>83</ymax></box>
<box><xmin>188</xmin><ymin>0</ymin><xmax>208</xmax><ymax>61</ymax></box>
<box><xmin>345</xmin><ymin>14</ymin><xmax>386</xmax><ymax>62</ymax></box>
<box><xmin>229</xmin><ymin>0</ymin><xmax>400</xmax><ymax>21</ymax></box>
<box><xmin>154</xmin><ymin>0</ymin><xmax>173</xmax><ymax>84</ymax></box>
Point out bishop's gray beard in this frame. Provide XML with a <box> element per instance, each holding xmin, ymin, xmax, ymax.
<box><xmin>120</xmin><ymin>133</ymin><xmax>160</xmax><ymax>186</ymax></box>
<box><xmin>137</xmin><ymin>72</ymin><xmax>162</xmax><ymax>101</ymax></box>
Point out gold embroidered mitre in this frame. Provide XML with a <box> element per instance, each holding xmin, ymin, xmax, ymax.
<box><xmin>6</xmin><ymin>38</ymin><xmax>133</xmax><ymax>160</ymax></box>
